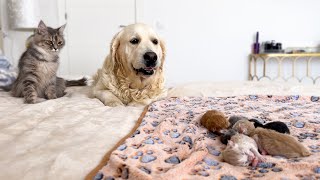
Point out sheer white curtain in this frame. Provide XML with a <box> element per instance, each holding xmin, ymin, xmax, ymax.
<box><xmin>7</xmin><ymin>0</ymin><xmax>40</xmax><ymax>29</ymax></box>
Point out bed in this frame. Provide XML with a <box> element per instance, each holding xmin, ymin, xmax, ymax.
<box><xmin>0</xmin><ymin>81</ymin><xmax>320</xmax><ymax>180</ymax></box>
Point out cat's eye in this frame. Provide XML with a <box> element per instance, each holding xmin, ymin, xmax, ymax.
<box><xmin>45</xmin><ymin>40</ymin><xmax>51</xmax><ymax>45</ymax></box>
<box><xmin>130</xmin><ymin>38</ymin><xmax>139</xmax><ymax>45</ymax></box>
<box><xmin>58</xmin><ymin>41</ymin><xmax>63</xmax><ymax>45</ymax></box>
<box><xmin>152</xmin><ymin>39</ymin><xmax>158</xmax><ymax>45</ymax></box>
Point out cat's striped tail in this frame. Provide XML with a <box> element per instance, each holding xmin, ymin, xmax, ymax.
<box><xmin>65</xmin><ymin>77</ymin><xmax>88</xmax><ymax>87</ymax></box>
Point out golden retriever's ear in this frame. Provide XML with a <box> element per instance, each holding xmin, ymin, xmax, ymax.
<box><xmin>106</xmin><ymin>31</ymin><xmax>122</xmax><ymax>72</ymax></box>
<box><xmin>159</xmin><ymin>38</ymin><xmax>166</xmax><ymax>70</ymax></box>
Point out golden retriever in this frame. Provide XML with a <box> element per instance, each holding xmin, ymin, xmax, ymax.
<box><xmin>92</xmin><ymin>23</ymin><xmax>167</xmax><ymax>106</ymax></box>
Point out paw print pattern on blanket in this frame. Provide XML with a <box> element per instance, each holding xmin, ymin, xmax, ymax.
<box><xmin>95</xmin><ymin>95</ymin><xmax>320</xmax><ymax>180</ymax></box>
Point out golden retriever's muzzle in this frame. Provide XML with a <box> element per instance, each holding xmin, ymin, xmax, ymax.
<box><xmin>134</xmin><ymin>51</ymin><xmax>158</xmax><ymax>76</ymax></box>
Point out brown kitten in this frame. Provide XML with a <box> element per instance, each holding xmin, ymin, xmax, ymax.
<box><xmin>200</xmin><ymin>110</ymin><xmax>230</xmax><ymax>133</ymax></box>
<box><xmin>11</xmin><ymin>20</ymin><xmax>67</xmax><ymax>103</ymax></box>
<box><xmin>252</xmin><ymin>127</ymin><xmax>311</xmax><ymax>158</ymax></box>
<box><xmin>222</xmin><ymin>134</ymin><xmax>266</xmax><ymax>167</ymax></box>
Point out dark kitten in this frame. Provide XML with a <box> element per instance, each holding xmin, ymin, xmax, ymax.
<box><xmin>249</xmin><ymin>119</ymin><xmax>290</xmax><ymax>134</ymax></box>
<box><xmin>11</xmin><ymin>20</ymin><xmax>70</xmax><ymax>103</ymax></box>
<box><xmin>262</xmin><ymin>121</ymin><xmax>290</xmax><ymax>134</ymax></box>
<box><xmin>249</xmin><ymin>118</ymin><xmax>264</xmax><ymax>128</ymax></box>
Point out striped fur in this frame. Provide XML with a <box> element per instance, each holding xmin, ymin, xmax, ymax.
<box><xmin>11</xmin><ymin>21</ymin><xmax>66</xmax><ymax>104</ymax></box>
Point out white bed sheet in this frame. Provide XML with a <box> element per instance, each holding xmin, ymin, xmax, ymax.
<box><xmin>0</xmin><ymin>81</ymin><xmax>319</xmax><ymax>180</ymax></box>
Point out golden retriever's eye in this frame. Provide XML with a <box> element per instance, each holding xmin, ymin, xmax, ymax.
<box><xmin>130</xmin><ymin>38</ymin><xmax>139</xmax><ymax>44</ymax></box>
<box><xmin>152</xmin><ymin>39</ymin><xmax>158</xmax><ymax>45</ymax></box>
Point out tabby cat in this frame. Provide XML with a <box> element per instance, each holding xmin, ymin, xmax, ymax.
<box><xmin>11</xmin><ymin>20</ymin><xmax>85</xmax><ymax>104</ymax></box>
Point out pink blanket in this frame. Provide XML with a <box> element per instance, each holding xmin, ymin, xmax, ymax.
<box><xmin>93</xmin><ymin>95</ymin><xmax>320</xmax><ymax>180</ymax></box>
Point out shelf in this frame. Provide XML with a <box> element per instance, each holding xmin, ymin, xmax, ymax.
<box><xmin>249</xmin><ymin>53</ymin><xmax>320</xmax><ymax>84</ymax></box>
<box><xmin>251</xmin><ymin>53</ymin><xmax>320</xmax><ymax>58</ymax></box>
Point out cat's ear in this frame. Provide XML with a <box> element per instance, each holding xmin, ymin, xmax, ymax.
<box><xmin>37</xmin><ymin>20</ymin><xmax>47</xmax><ymax>34</ymax></box>
<box><xmin>58</xmin><ymin>24</ymin><xmax>67</xmax><ymax>35</ymax></box>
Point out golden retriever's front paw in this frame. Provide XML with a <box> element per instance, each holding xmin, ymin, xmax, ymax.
<box><xmin>104</xmin><ymin>100</ymin><xmax>124</xmax><ymax>107</ymax></box>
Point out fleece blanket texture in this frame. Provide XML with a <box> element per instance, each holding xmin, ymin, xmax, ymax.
<box><xmin>95</xmin><ymin>95</ymin><xmax>320</xmax><ymax>180</ymax></box>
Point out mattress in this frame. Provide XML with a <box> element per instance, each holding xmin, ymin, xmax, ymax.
<box><xmin>0</xmin><ymin>81</ymin><xmax>319</xmax><ymax>180</ymax></box>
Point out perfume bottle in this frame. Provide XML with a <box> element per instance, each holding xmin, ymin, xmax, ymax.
<box><xmin>253</xmin><ymin>32</ymin><xmax>260</xmax><ymax>54</ymax></box>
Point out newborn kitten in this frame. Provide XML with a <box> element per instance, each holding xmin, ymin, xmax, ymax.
<box><xmin>222</xmin><ymin>134</ymin><xmax>266</xmax><ymax>167</ymax></box>
<box><xmin>200</xmin><ymin>110</ymin><xmax>230</xmax><ymax>133</ymax></box>
<box><xmin>250</xmin><ymin>119</ymin><xmax>290</xmax><ymax>134</ymax></box>
<box><xmin>11</xmin><ymin>20</ymin><xmax>67</xmax><ymax>103</ymax></box>
<box><xmin>232</xmin><ymin>119</ymin><xmax>255</xmax><ymax>136</ymax></box>
<box><xmin>228</xmin><ymin>115</ymin><xmax>249</xmax><ymax>128</ymax></box>
<box><xmin>221</xmin><ymin>116</ymin><xmax>254</xmax><ymax>145</ymax></box>
<box><xmin>252</xmin><ymin>127</ymin><xmax>311</xmax><ymax>158</ymax></box>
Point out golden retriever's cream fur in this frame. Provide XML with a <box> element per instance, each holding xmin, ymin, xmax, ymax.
<box><xmin>92</xmin><ymin>23</ymin><xmax>167</xmax><ymax>106</ymax></box>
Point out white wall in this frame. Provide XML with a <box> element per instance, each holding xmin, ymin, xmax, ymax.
<box><xmin>0</xmin><ymin>0</ymin><xmax>134</xmax><ymax>76</ymax></box>
<box><xmin>137</xmin><ymin>0</ymin><xmax>320</xmax><ymax>85</ymax></box>
<box><xmin>1</xmin><ymin>0</ymin><xmax>320</xmax><ymax>85</ymax></box>
<box><xmin>65</xmin><ymin>0</ymin><xmax>135</xmax><ymax>76</ymax></box>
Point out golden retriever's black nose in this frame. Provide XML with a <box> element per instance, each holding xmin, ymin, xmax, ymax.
<box><xmin>144</xmin><ymin>52</ymin><xmax>157</xmax><ymax>67</ymax></box>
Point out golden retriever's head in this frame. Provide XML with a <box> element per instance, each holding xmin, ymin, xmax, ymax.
<box><xmin>107</xmin><ymin>23</ymin><xmax>166</xmax><ymax>79</ymax></box>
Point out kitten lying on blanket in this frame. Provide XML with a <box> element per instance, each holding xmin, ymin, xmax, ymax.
<box><xmin>221</xmin><ymin>119</ymin><xmax>256</xmax><ymax>145</ymax></box>
<box><xmin>249</xmin><ymin>119</ymin><xmax>290</xmax><ymax>134</ymax></box>
<box><xmin>200</xmin><ymin>110</ymin><xmax>230</xmax><ymax>134</ymax></box>
<box><xmin>221</xmin><ymin>116</ymin><xmax>251</xmax><ymax>145</ymax></box>
<box><xmin>252</xmin><ymin>127</ymin><xmax>311</xmax><ymax>158</ymax></box>
<box><xmin>7</xmin><ymin>20</ymin><xmax>86</xmax><ymax>103</ymax></box>
<box><xmin>222</xmin><ymin>133</ymin><xmax>266</xmax><ymax>167</ymax></box>
<box><xmin>221</xmin><ymin>116</ymin><xmax>290</xmax><ymax>144</ymax></box>
<box><xmin>228</xmin><ymin>115</ymin><xmax>249</xmax><ymax>128</ymax></box>
<box><xmin>232</xmin><ymin>119</ymin><xmax>255</xmax><ymax>136</ymax></box>
<box><xmin>230</xmin><ymin>116</ymin><xmax>290</xmax><ymax>134</ymax></box>
<box><xmin>232</xmin><ymin>119</ymin><xmax>311</xmax><ymax>158</ymax></box>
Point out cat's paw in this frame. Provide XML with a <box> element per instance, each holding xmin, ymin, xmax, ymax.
<box><xmin>47</xmin><ymin>93</ymin><xmax>57</xmax><ymax>99</ymax></box>
<box><xmin>24</xmin><ymin>96</ymin><xmax>37</xmax><ymax>104</ymax></box>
